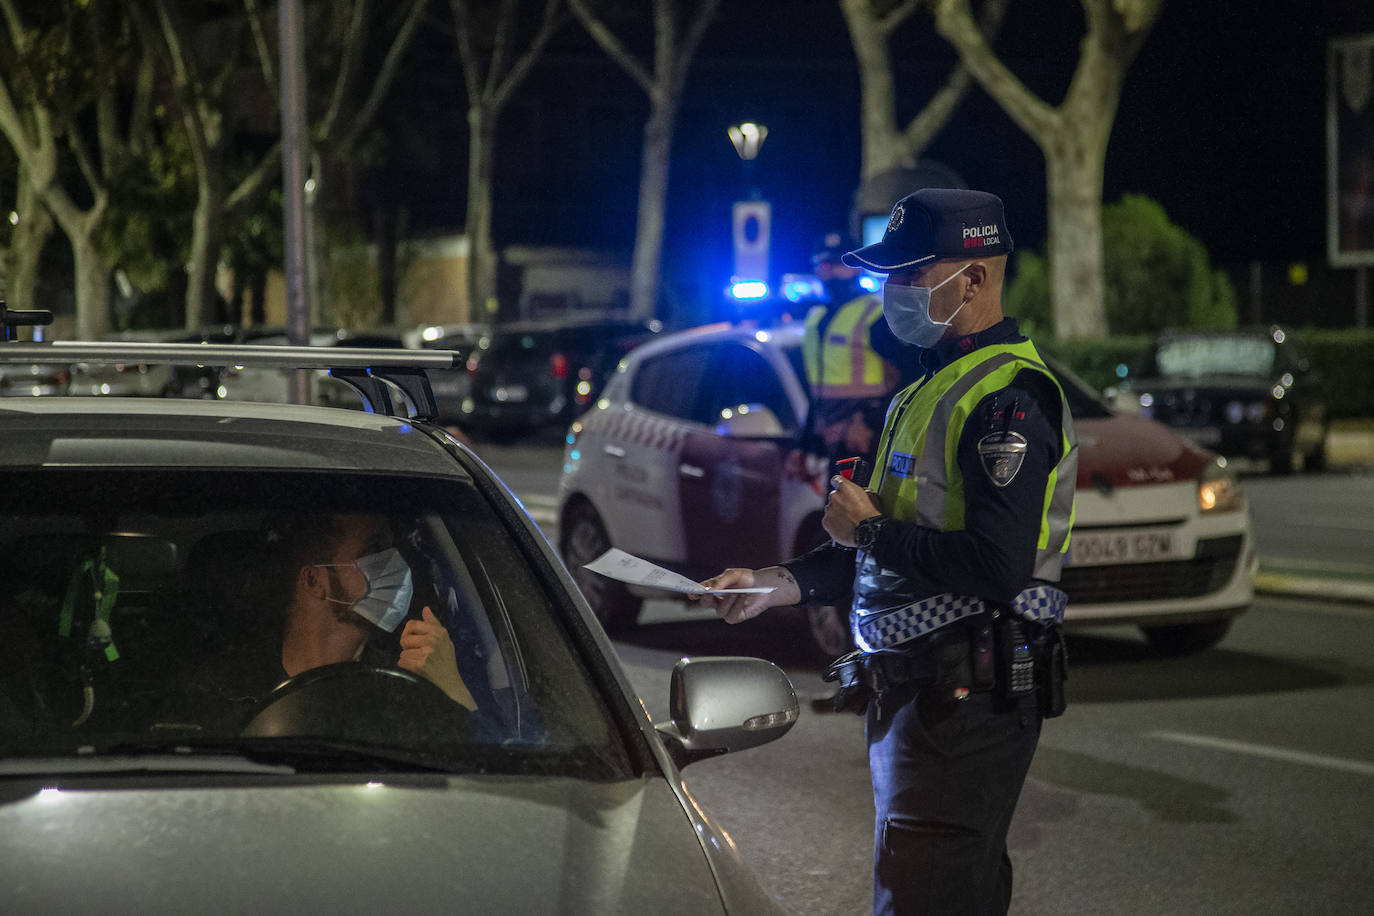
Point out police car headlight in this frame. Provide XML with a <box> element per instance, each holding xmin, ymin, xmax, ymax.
<box><xmin>1198</xmin><ymin>459</ymin><xmax>1243</xmax><ymax>513</ymax></box>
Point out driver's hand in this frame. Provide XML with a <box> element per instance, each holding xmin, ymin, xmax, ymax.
<box><xmin>399</xmin><ymin>607</ymin><xmax>477</xmax><ymax>711</ymax></box>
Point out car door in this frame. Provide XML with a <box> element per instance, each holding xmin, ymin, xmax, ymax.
<box><xmin>677</xmin><ymin>341</ymin><xmax>794</xmax><ymax>577</ymax></box>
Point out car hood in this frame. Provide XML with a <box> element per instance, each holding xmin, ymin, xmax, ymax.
<box><xmin>0</xmin><ymin>774</ymin><xmax>770</xmax><ymax>915</ymax></box>
<box><xmin>1074</xmin><ymin>413</ymin><xmax>1213</xmax><ymax>487</ymax></box>
<box><xmin>1132</xmin><ymin>374</ymin><xmax>1271</xmax><ymax>395</ymax></box>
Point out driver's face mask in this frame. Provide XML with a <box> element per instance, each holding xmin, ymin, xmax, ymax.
<box><xmin>315</xmin><ymin>547</ymin><xmax>414</xmax><ymax>632</ymax></box>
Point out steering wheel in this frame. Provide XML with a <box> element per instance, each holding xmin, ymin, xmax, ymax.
<box><xmin>241</xmin><ymin>661</ymin><xmax>469</xmax><ymax>744</ymax></box>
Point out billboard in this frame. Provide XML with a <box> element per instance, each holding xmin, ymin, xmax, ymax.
<box><xmin>1328</xmin><ymin>33</ymin><xmax>1374</xmax><ymax>267</ymax></box>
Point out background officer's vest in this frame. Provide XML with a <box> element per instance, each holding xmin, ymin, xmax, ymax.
<box><xmin>803</xmin><ymin>295</ymin><xmax>899</xmax><ymax>399</ymax></box>
<box><xmin>852</xmin><ymin>341</ymin><xmax>1078</xmax><ymax>628</ymax></box>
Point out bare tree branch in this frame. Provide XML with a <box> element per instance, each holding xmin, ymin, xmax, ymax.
<box><xmin>570</xmin><ymin>0</ymin><xmax>654</xmax><ymax>94</ymax></box>
<box><xmin>226</xmin><ymin>140</ymin><xmax>283</xmax><ymax>214</ymax></box>
<box><xmin>877</xmin><ymin>0</ymin><xmax>921</xmax><ymax>35</ymax></box>
<box><xmin>336</xmin><ymin>0</ymin><xmax>431</xmax><ymax>155</ymax></box>
<box><xmin>489</xmin><ymin>0</ymin><xmax>562</xmax><ymax>112</ymax></box>
<box><xmin>318</xmin><ymin>0</ymin><xmax>372</xmax><ymax>146</ymax></box>
<box><xmin>932</xmin><ymin>0</ymin><xmax>1060</xmax><ymax>142</ymax></box>
<box><xmin>242</xmin><ymin>0</ymin><xmax>279</xmax><ymax>99</ymax></box>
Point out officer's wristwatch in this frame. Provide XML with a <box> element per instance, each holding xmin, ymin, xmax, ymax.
<box><xmin>853</xmin><ymin>515</ymin><xmax>885</xmax><ymax>551</ymax></box>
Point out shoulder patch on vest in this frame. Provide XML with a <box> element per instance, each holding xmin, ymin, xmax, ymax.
<box><xmin>977</xmin><ymin>431</ymin><xmax>1027</xmax><ymax>487</ymax></box>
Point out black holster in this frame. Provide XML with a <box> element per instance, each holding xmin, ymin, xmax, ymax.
<box><xmin>1035</xmin><ymin>625</ymin><xmax>1069</xmax><ymax>718</ymax></box>
<box><xmin>822</xmin><ymin>649</ymin><xmax>871</xmax><ymax>714</ymax></box>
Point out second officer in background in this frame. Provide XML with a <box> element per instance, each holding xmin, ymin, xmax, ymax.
<box><xmin>795</xmin><ymin>232</ymin><xmax>914</xmax><ymax>474</ymax></box>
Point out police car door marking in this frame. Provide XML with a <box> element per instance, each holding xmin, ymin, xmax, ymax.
<box><xmin>977</xmin><ymin>431</ymin><xmax>1027</xmax><ymax>487</ymax></box>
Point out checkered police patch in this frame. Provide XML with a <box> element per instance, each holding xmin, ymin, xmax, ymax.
<box><xmin>976</xmin><ymin>430</ymin><xmax>1027</xmax><ymax>487</ymax></box>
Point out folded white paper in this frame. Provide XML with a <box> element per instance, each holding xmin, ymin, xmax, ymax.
<box><xmin>583</xmin><ymin>548</ymin><xmax>775</xmax><ymax>595</ymax></box>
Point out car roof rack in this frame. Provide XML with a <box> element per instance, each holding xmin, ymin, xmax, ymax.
<box><xmin>0</xmin><ymin>300</ymin><xmax>54</xmax><ymax>342</ymax></box>
<box><xmin>0</xmin><ymin>340</ymin><xmax>461</xmax><ymax>421</ymax></box>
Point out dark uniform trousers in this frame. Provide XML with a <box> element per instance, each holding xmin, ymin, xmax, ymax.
<box><xmin>867</xmin><ymin>676</ymin><xmax>1041</xmax><ymax>916</ymax></box>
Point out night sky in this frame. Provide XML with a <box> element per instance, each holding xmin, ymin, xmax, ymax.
<box><xmin>389</xmin><ymin>2</ymin><xmax>1374</xmax><ymax>320</ymax></box>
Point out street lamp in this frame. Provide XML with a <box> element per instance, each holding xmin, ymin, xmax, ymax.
<box><xmin>727</xmin><ymin>122</ymin><xmax>768</xmax><ymax>161</ymax></box>
<box><xmin>726</xmin><ymin>122</ymin><xmax>771</xmax><ymax>306</ymax></box>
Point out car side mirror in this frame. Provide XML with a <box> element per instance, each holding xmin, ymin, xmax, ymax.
<box><xmin>655</xmin><ymin>656</ymin><xmax>798</xmax><ymax>769</ymax></box>
<box><xmin>715</xmin><ymin>404</ymin><xmax>786</xmax><ymax>437</ymax></box>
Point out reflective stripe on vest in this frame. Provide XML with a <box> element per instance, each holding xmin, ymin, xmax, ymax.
<box><xmin>803</xmin><ymin>295</ymin><xmax>899</xmax><ymax>399</ymax></box>
<box><xmin>872</xmin><ymin>340</ymin><xmax>1078</xmax><ymax>582</ymax></box>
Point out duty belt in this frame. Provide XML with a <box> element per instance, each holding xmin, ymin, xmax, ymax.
<box><xmin>854</xmin><ymin>584</ymin><xmax>1068</xmax><ymax>653</ymax></box>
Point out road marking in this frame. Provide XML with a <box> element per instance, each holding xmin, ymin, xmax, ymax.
<box><xmin>1149</xmin><ymin>731</ymin><xmax>1374</xmax><ymax>777</ymax></box>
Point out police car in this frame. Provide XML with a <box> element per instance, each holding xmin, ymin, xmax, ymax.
<box><xmin>558</xmin><ymin>322</ymin><xmax>1256</xmax><ymax>657</ymax></box>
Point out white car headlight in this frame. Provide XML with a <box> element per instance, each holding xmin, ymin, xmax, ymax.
<box><xmin>1198</xmin><ymin>459</ymin><xmax>1243</xmax><ymax>513</ymax></box>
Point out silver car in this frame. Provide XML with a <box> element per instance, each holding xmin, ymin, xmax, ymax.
<box><xmin>0</xmin><ymin>339</ymin><xmax>797</xmax><ymax>915</ymax></box>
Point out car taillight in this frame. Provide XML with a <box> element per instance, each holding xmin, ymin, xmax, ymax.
<box><xmin>55</xmin><ymin>369</ymin><xmax>71</xmax><ymax>386</ymax></box>
<box><xmin>549</xmin><ymin>352</ymin><xmax>568</xmax><ymax>379</ymax></box>
<box><xmin>466</xmin><ymin>355</ymin><xmax>479</xmax><ymax>376</ymax></box>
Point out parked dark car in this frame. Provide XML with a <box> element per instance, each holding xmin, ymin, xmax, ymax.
<box><xmin>460</xmin><ymin>318</ymin><xmax>662</xmax><ymax>437</ymax></box>
<box><xmin>1114</xmin><ymin>326</ymin><xmax>1329</xmax><ymax>473</ymax></box>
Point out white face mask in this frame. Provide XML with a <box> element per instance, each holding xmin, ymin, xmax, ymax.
<box><xmin>882</xmin><ymin>264</ymin><xmax>970</xmax><ymax>348</ymax></box>
<box><xmin>317</xmin><ymin>547</ymin><xmax>414</xmax><ymax>632</ymax></box>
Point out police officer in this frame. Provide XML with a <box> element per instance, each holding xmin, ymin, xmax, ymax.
<box><xmin>796</xmin><ymin>232</ymin><xmax>914</xmax><ymax>472</ymax></box>
<box><xmin>698</xmin><ymin>189</ymin><xmax>1077</xmax><ymax>916</ymax></box>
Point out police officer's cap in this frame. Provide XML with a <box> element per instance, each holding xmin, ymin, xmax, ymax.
<box><xmin>810</xmin><ymin>231</ymin><xmax>853</xmax><ymax>268</ymax></box>
<box><xmin>842</xmin><ymin>188</ymin><xmax>1013</xmax><ymax>272</ymax></box>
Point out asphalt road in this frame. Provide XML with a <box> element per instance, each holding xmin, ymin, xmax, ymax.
<box><xmin>477</xmin><ymin>439</ymin><xmax>1374</xmax><ymax>915</ymax></box>
<box><xmin>614</xmin><ymin>594</ymin><xmax>1374</xmax><ymax>916</ymax></box>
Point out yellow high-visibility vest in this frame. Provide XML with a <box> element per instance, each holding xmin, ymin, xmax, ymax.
<box><xmin>803</xmin><ymin>294</ymin><xmax>899</xmax><ymax>399</ymax></box>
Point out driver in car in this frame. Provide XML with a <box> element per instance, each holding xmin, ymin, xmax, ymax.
<box><xmin>193</xmin><ymin>512</ymin><xmax>477</xmax><ymax>731</ymax></box>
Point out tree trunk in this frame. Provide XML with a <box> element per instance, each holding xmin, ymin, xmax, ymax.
<box><xmin>185</xmin><ymin>172</ymin><xmax>227</xmax><ymax>330</ymax></box>
<box><xmin>71</xmin><ymin>230</ymin><xmax>111</xmax><ymax>339</ymax></box>
<box><xmin>4</xmin><ymin>163</ymin><xmax>53</xmax><ymax>313</ymax></box>
<box><xmin>629</xmin><ymin>98</ymin><xmax>676</xmax><ymax>322</ymax></box>
<box><xmin>846</xmin><ymin>9</ymin><xmax>903</xmax><ymax>180</ymax></box>
<box><xmin>465</xmin><ymin>106</ymin><xmax>497</xmax><ymax>322</ymax></box>
<box><xmin>1044</xmin><ymin>139</ymin><xmax>1109</xmax><ymax>339</ymax></box>
<box><xmin>374</xmin><ymin>201</ymin><xmax>398</xmax><ymax>325</ymax></box>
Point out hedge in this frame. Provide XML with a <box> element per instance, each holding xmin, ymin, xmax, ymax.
<box><xmin>1036</xmin><ymin>328</ymin><xmax>1374</xmax><ymax>419</ymax></box>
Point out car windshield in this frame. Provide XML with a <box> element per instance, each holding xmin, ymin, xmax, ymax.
<box><xmin>1152</xmin><ymin>335</ymin><xmax>1276</xmax><ymax>379</ymax></box>
<box><xmin>0</xmin><ymin>469</ymin><xmax>629</xmax><ymax>779</ymax></box>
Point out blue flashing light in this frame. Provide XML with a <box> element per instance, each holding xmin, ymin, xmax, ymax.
<box><xmin>729</xmin><ymin>280</ymin><xmax>769</xmax><ymax>301</ymax></box>
<box><xmin>858</xmin><ymin>275</ymin><xmax>879</xmax><ymax>292</ymax></box>
<box><xmin>782</xmin><ymin>279</ymin><xmax>814</xmax><ymax>303</ymax></box>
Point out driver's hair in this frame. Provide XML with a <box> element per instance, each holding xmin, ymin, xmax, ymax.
<box><xmin>260</xmin><ymin>513</ymin><xmax>353</xmax><ymax>608</ymax></box>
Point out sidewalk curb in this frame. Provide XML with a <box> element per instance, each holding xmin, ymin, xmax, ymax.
<box><xmin>1254</xmin><ymin>570</ymin><xmax>1374</xmax><ymax>607</ymax></box>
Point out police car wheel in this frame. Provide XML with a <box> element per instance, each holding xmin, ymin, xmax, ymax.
<box><xmin>560</xmin><ymin>501</ymin><xmax>642</xmax><ymax>631</ymax></box>
<box><xmin>1140</xmin><ymin>619</ymin><xmax>1232</xmax><ymax>655</ymax></box>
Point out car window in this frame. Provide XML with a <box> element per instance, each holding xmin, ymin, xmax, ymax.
<box><xmin>699</xmin><ymin>342</ymin><xmax>797</xmax><ymax>430</ymax></box>
<box><xmin>629</xmin><ymin>344</ymin><xmax>711</xmax><ymax>421</ymax></box>
<box><xmin>0</xmin><ymin>469</ymin><xmax>630</xmax><ymax>778</ymax></box>
<box><xmin>1153</xmin><ymin>335</ymin><xmax>1276</xmax><ymax>378</ymax></box>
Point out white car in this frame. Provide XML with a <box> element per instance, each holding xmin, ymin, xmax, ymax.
<box><xmin>559</xmin><ymin>321</ymin><xmax>1256</xmax><ymax>657</ymax></box>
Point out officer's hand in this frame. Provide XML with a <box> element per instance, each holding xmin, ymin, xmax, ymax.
<box><xmin>693</xmin><ymin>566</ymin><xmax>800</xmax><ymax>624</ymax></box>
<box><xmin>399</xmin><ymin>607</ymin><xmax>478</xmax><ymax>711</ymax></box>
<box><xmin>823</xmin><ymin>477</ymin><xmax>881</xmax><ymax>547</ymax></box>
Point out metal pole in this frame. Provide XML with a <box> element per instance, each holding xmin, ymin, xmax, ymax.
<box><xmin>1357</xmin><ymin>266</ymin><xmax>1370</xmax><ymax>329</ymax></box>
<box><xmin>280</xmin><ymin>0</ymin><xmax>311</xmax><ymax>403</ymax></box>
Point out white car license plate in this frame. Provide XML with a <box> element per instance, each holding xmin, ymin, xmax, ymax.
<box><xmin>492</xmin><ymin>384</ymin><xmax>528</xmax><ymax>403</ymax></box>
<box><xmin>1069</xmin><ymin>528</ymin><xmax>1179</xmax><ymax>566</ymax></box>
